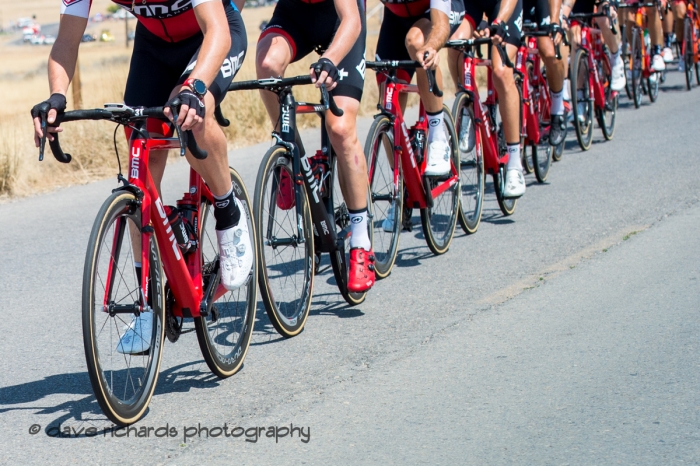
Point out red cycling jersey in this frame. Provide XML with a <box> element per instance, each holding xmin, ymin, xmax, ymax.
<box><xmin>61</xmin><ymin>0</ymin><xmax>229</xmax><ymax>43</ymax></box>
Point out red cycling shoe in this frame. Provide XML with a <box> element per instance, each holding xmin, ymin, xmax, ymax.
<box><xmin>348</xmin><ymin>248</ymin><xmax>376</xmax><ymax>293</ymax></box>
<box><xmin>276</xmin><ymin>169</ymin><xmax>295</xmax><ymax>210</ymax></box>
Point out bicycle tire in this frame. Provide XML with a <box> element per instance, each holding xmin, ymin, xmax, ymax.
<box><xmin>364</xmin><ymin>115</ymin><xmax>402</xmax><ymax>279</ymax></box>
<box><xmin>527</xmin><ymin>61</ymin><xmax>552</xmax><ymax>183</ymax></box>
<box><xmin>685</xmin><ymin>17</ymin><xmax>694</xmax><ymax>90</ymax></box>
<box><xmin>329</xmin><ymin>156</ymin><xmax>371</xmax><ymax>306</ymax></box>
<box><xmin>420</xmin><ymin>105</ymin><xmax>460</xmax><ymax>254</ymax></box>
<box><xmin>254</xmin><ymin>145</ymin><xmax>314</xmax><ymax>338</ymax></box>
<box><xmin>621</xmin><ymin>28</ymin><xmax>634</xmax><ymax>100</ymax></box>
<box><xmin>571</xmin><ymin>47</ymin><xmax>594</xmax><ymax>151</ymax></box>
<box><xmin>630</xmin><ymin>31</ymin><xmax>644</xmax><ymax>108</ymax></box>
<box><xmin>452</xmin><ymin>92</ymin><xmax>485</xmax><ymax>234</ymax></box>
<box><xmin>494</xmin><ymin>167</ymin><xmax>517</xmax><ymax>216</ymax></box>
<box><xmin>597</xmin><ymin>52</ymin><xmax>618</xmax><ymax>141</ymax></box>
<box><xmin>83</xmin><ymin>190</ymin><xmax>165</xmax><ymax>426</ymax></box>
<box><xmin>195</xmin><ymin>167</ymin><xmax>257</xmax><ymax>375</ymax></box>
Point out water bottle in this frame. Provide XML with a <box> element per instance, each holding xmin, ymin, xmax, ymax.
<box><xmin>165</xmin><ymin>206</ymin><xmax>194</xmax><ymax>254</ymax></box>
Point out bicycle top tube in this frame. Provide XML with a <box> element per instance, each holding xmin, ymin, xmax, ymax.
<box><xmin>446</xmin><ymin>38</ymin><xmax>515</xmax><ymax>69</ymax></box>
<box><xmin>366</xmin><ymin>60</ymin><xmax>443</xmax><ymax>96</ymax></box>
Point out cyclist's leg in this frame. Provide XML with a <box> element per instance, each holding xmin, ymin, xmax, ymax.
<box><xmin>647</xmin><ymin>5</ymin><xmax>667</xmax><ymax>70</ymax></box>
<box><xmin>375</xmin><ymin>8</ymin><xmax>414</xmax><ymax>111</ymax></box>
<box><xmin>663</xmin><ymin>1</ymin><xmax>676</xmax><ymax>60</ymax></box>
<box><xmin>594</xmin><ymin>2</ymin><xmax>626</xmax><ymax>90</ymax></box>
<box><xmin>448</xmin><ymin>0</ymin><xmax>469</xmax><ymax>89</ymax></box>
<box><xmin>674</xmin><ymin>0</ymin><xmax>687</xmax><ymax>70</ymax></box>
<box><xmin>405</xmin><ymin>18</ymin><xmax>452</xmax><ymax>176</ymax></box>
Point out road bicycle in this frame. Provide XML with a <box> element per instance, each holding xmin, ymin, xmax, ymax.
<box><xmin>363</xmin><ymin>60</ymin><xmax>460</xmax><ymax>276</ymax></box>
<box><xmin>35</xmin><ymin>101</ymin><xmax>257</xmax><ymax>425</ymax></box>
<box><xmin>228</xmin><ymin>77</ymin><xmax>369</xmax><ymax>338</ymax></box>
<box><xmin>568</xmin><ymin>6</ymin><xmax>618</xmax><ymax>150</ymax></box>
<box><xmin>517</xmin><ymin>21</ymin><xmax>566</xmax><ymax>183</ymax></box>
<box><xmin>620</xmin><ymin>0</ymin><xmax>664</xmax><ymax>107</ymax></box>
<box><xmin>446</xmin><ymin>37</ymin><xmax>520</xmax><ymax>224</ymax></box>
<box><xmin>680</xmin><ymin>0</ymin><xmax>700</xmax><ymax>89</ymax></box>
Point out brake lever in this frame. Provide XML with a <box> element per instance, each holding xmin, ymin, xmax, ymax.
<box><xmin>38</xmin><ymin>102</ymin><xmax>50</xmax><ymax>161</ymax></box>
<box><xmin>168</xmin><ymin>98</ymin><xmax>187</xmax><ymax>157</ymax></box>
<box><xmin>423</xmin><ymin>52</ymin><xmax>444</xmax><ymax>97</ymax></box>
<box><xmin>495</xmin><ymin>43</ymin><xmax>515</xmax><ymax>68</ymax></box>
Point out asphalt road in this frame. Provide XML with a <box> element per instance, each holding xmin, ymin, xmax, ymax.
<box><xmin>1</xmin><ymin>70</ymin><xmax>699</xmax><ymax>465</ymax></box>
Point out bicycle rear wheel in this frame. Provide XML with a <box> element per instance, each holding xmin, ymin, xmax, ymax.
<box><xmin>596</xmin><ymin>53</ymin><xmax>618</xmax><ymax>141</ymax></box>
<box><xmin>420</xmin><ymin>105</ymin><xmax>460</xmax><ymax>254</ymax></box>
<box><xmin>254</xmin><ymin>145</ymin><xmax>314</xmax><ymax>338</ymax></box>
<box><xmin>493</xmin><ymin>166</ymin><xmax>517</xmax><ymax>216</ymax></box>
<box><xmin>330</xmin><ymin>156</ymin><xmax>372</xmax><ymax>306</ymax></box>
<box><xmin>527</xmin><ymin>62</ymin><xmax>552</xmax><ymax>183</ymax></box>
<box><xmin>452</xmin><ymin>92</ymin><xmax>484</xmax><ymax>234</ymax></box>
<box><xmin>83</xmin><ymin>190</ymin><xmax>165</xmax><ymax>426</ymax></box>
<box><xmin>571</xmin><ymin>48</ymin><xmax>594</xmax><ymax>151</ymax></box>
<box><xmin>364</xmin><ymin>115</ymin><xmax>402</xmax><ymax>279</ymax></box>
<box><xmin>630</xmin><ymin>32</ymin><xmax>644</xmax><ymax>108</ymax></box>
<box><xmin>195</xmin><ymin>167</ymin><xmax>257</xmax><ymax>376</ymax></box>
<box><xmin>684</xmin><ymin>18</ymin><xmax>694</xmax><ymax>90</ymax></box>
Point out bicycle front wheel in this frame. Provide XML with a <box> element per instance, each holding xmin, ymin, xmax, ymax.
<box><xmin>420</xmin><ymin>105</ymin><xmax>460</xmax><ymax>255</ymax></box>
<box><xmin>364</xmin><ymin>115</ymin><xmax>402</xmax><ymax>279</ymax></box>
<box><xmin>83</xmin><ymin>190</ymin><xmax>166</xmax><ymax>426</ymax></box>
<box><xmin>452</xmin><ymin>92</ymin><xmax>484</xmax><ymax>234</ymax></box>
<box><xmin>684</xmin><ymin>17</ymin><xmax>694</xmax><ymax>90</ymax></box>
<box><xmin>254</xmin><ymin>145</ymin><xmax>314</xmax><ymax>338</ymax></box>
<box><xmin>195</xmin><ymin>167</ymin><xmax>257</xmax><ymax>376</ymax></box>
<box><xmin>571</xmin><ymin>47</ymin><xmax>594</xmax><ymax>150</ymax></box>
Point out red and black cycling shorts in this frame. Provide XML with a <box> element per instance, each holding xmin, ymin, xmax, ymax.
<box><xmin>124</xmin><ymin>3</ymin><xmax>246</xmax><ymax>108</ymax></box>
<box><xmin>259</xmin><ymin>0</ymin><xmax>367</xmax><ymax>102</ymax></box>
<box><xmin>523</xmin><ymin>0</ymin><xmax>553</xmax><ymax>27</ymax></box>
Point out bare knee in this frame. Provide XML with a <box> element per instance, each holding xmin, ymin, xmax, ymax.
<box><xmin>492</xmin><ymin>64</ymin><xmax>514</xmax><ymax>91</ymax></box>
<box><xmin>327</xmin><ymin>117</ymin><xmax>358</xmax><ymax>150</ymax></box>
<box><xmin>405</xmin><ymin>25</ymin><xmax>427</xmax><ymax>56</ymax></box>
<box><xmin>256</xmin><ymin>37</ymin><xmax>290</xmax><ymax>77</ymax></box>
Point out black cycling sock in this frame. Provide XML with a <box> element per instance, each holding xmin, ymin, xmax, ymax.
<box><xmin>664</xmin><ymin>33</ymin><xmax>672</xmax><ymax>48</ymax></box>
<box><xmin>213</xmin><ymin>187</ymin><xmax>241</xmax><ymax>230</ymax></box>
<box><xmin>653</xmin><ymin>45</ymin><xmax>662</xmax><ymax>56</ymax></box>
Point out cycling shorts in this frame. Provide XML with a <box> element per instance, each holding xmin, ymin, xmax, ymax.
<box><xmin>124</xmin><ymin>3</ymin><xmax>246</xmax><ymax>108</ymax></box>
<box><xmin>572</xmin><ymin>0</ymin><xmax>597</xmax><ymax>14</ymax></box>
<box><xmin>463</xmin><ymin>0</ymin><xmax>523</xmax><ymax>47</ymax></box>
<box><xmin>259</xmin><ymin>0</ymin><xmax>367</xmax><ymax>102</ymax></box>
<box><xmin>375</xmin><ymin>0</ymin><xmax>464</xmax><ymax>81</ymax></box>
<box><xmin>523</xmin><ymin>0</ymin><xmax>552</xmax><ymax>27</ymax></box>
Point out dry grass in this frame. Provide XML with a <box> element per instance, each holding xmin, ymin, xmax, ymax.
<box><xmin>0</xmin><ymin>0</ymin><xmax>474</xmax><ymax>199</ymax></box>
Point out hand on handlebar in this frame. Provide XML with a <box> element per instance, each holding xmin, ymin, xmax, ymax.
<box><xmin>310</xmin><ymin>57</ymin><xmax>340</xmax><ymax>91</ymax></box>
<box><xmin>31</xmin><ymin>93</ymin><xmax>66</xmax><ymax>147</ymax></box>
<box><xmin>417</xmin><ymin>47</ymin><xmax>440</xmax><ymax>69</ymax></box>
<box><xmin>164</xmin><ymin>90</ymin><xmax>205</xmax><ymax>131</ymax></box>
<box><xmin>550</xmin><ymin>23</ymin><xmax>564</xmax><ymax>46</ymax></box>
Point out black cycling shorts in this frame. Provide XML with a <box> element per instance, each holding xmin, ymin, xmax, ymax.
<box><xmin>124</xmin><ymin>3</ymin><xmax>246</xmax><ymax>108</ymax></box>
<box><xmin>523</xmin><ymin>0</ymin><xmax>552</xmax><ymax>27</ymax></box>
<box><xmin>259</xmin><ymin>0</ymin><xmax>366</xmax><ymax>102</ymax></box>
<box><xmin>572</xmin><ymin>0</ymin><xmax>597</xmax><ymax>14</ymax></box>
<box><xmin>463</xmin><ymin>0</ymin><xmax>523</xmax><ymax>47</ymax></box>
<box><xmin>376</xmin><ymin>0</ymin><xmax>463</xmax><ymax>81</ymax></box>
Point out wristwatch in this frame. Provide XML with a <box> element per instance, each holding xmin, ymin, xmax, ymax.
<box><xmin>183</xmin><ymin>78</ymin><xmax>207</xmax><ymax>98</ymax></box>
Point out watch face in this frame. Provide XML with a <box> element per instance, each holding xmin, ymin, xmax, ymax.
<box><xmin>192</xmin><ymin>79</ymin><xmax>207</xmax><ymax>96</ymax></box>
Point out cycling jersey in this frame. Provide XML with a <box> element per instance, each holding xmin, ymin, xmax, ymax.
<box><xmin>60</xmin><ymin>0</ymin><xmax>235</xmax><ymax>43</ymax></box>
<box><xmin>523</xmin><ymin>0</ymin><xmax>552</xmax><ymax>27</ymax></box>
<box><xmin>381</xmin><ymin>0</ymin><xmax>451</xmax><ymax>18</ymax></box>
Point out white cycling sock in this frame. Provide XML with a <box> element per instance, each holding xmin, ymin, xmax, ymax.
<box><xmin>427</xmin><ymin>110</ymin><xmax>447</xmax><ymax>143</ymax></box>
<box><xmin>349</xmin><ymin>208</ymin><xmax>371</xmax><ymax>251</ymax></box>
<box><xmin>506</xmin><ymin>143</ymin><xmax>522</xmax><ymax>172</ymax></box>
<box><xmin>550</xmin><ymin>89</ymin><xmax>564</xmax><ymax>115</ymax></box>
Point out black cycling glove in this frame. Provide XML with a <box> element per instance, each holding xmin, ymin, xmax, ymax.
<box><xmin>31</xmin><ymin>93</ymin><xmax>67</xmax><ymax>119</ymax></box>
<box><xmin>167</xmin><ymin>91</ymin><xmax>205</xmax><ymax>121</ymax></box>
<box><xmin>310</xmin><ymin>57</ymin><xmax>339</xmax><ymax>83</ymax></box>
<box><xmin>476</xmin><ymin>20</ymin><xmax>490</xmax><ymax>34</ymax></box>
<box><xmin>489</xmin><ymin>20</ymin><xmax>507</xmax><ymax>40</ymax></box>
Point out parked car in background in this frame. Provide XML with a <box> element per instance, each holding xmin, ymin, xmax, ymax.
<box><xmin>82</xmin><ymin>34</ymin><xmax>96</xmax><ymax>42</ymax></box>
<box><xmin>43</xmin><ymin>35</ymin><xmax>56</xmax><ymax>45</ymax></box>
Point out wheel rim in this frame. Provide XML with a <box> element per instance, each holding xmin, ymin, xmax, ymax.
<box><xmin>456</xmin><ymin>102</ymin><xmax>483</xmax><ymax>230</ymax></box>
<box><xmin>89</xmin><ymin>198</ymin><xmax>162</xmax><ymax>414</ymax></box>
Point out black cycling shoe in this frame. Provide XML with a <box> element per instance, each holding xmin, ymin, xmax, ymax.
<box><xmin>549</xmin><ymin>114</ymin><xmax>566</xmax><ymax>146</ymax></box>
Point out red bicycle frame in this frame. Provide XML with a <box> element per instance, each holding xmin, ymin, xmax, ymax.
<box><xmin>516</xmin><ymin>35</ymin><xmax>552</xmax><ymax>146</ymax></box>
<box><xmin>571</xmin><ymin>19</ymin><xmax>613</xmax><ymax>110</ymax></box>
<box><xmin>377</xmin><ymin>79</ymin><xmax>459</xmax><ymax>208</ymax></box>
<box><xmin>105</xmin><ymin>126</ymin><xmax>225</xmax><ymax>319</ymax></box>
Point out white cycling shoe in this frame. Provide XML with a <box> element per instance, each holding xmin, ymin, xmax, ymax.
<box><xmin>217</xmin><ymin>197</ymin><xmax>254</xmax><ymax>290</ymax></box>
<box><xmin>652</xmin><ymin>54</ymin><xmax>666</xmax><ymax>72</ymax></box>
<box><xmin>382</xmin><ymin>203</ymin><xmax>395</xmax><ymax>232</ymax></box>
<box><xmin>611</xmin><ymin>55</ymin><xmax>627</xmax><ymax>91</ymax></box>
<box><xmin>663</xmin><ymin>47</ymin><xmax>674</xmax><ymax>63</ymax></box>
<box><xmin>503</xmin><ymin>169</ymin><xmax>526</xmax><ymax>198</ymax></box>
<box><xmin>424</xmin><ymin>140</ymin><xmax>451</xmax><ymax>176</ymax></box>
<box><xmin>117</xmin><ymin>312</ymin><xmax>153</xmax><ymax>355</ymax></box>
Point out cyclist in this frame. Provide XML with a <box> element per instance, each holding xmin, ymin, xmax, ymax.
<box><xmin>619</xmin><ymin>0</ymin><xmax>667</xmax><ymax>72</ymax></box>
<box><xmin>562</xmin><ymin>0</ymin><xmax>626</xmax><ymax>118</ymax></box>
<box><xmin>31</xmin><ymin>0</ymin><xmax>252</xmax><ymax>354</ymax></box>
<box><xmin>438</xmin><ymin>0</ymin><xmax>528</xmax><ymax>196</ymax></box>
<box><xmin>255</xmin><ymin>0</ymin><xmax>376</xmax><ymax>293</ymax></box>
